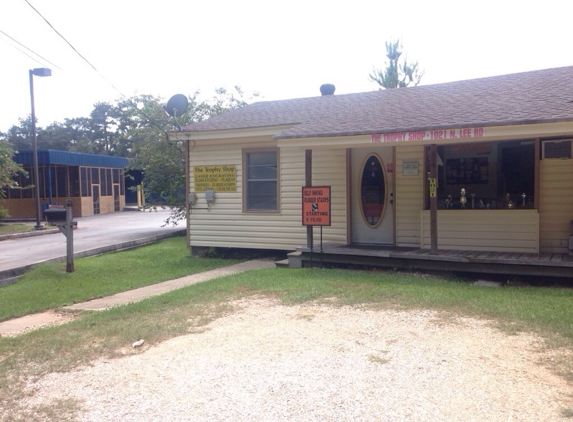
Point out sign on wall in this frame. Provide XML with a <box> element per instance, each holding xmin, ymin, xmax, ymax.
<box><xmin>372</xmin><ymin>127</ymin><xmax>485</xmax><ymax>144</ymax></box>
<box><xmin>429</xmin><ymin>178</ymin><xmax>437</xmax><ymax>198</ymax></box>
<box><xmin>302</xmin><ymin>186</ymin><xmax>331</xmax><ymax>226</ymax></box>
<box><xmin>402</xmin><ymin>159</ymin><xmax>419</xmax><ymax>176</ymax></box>
<box><xmin>194</xmin><ymin>165</ymin><xmax>237</xmax><ymax>192</ymax></box>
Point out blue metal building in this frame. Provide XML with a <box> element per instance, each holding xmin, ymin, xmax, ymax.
<box><xmin>3</xmin><ymin>149</ymin><xmax>129</xmax><ymax>218</ymax></box>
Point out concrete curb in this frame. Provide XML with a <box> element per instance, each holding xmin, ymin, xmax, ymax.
<box><xmin>0</xmin><ymin>229</ymin><xmax>186</xmax><ymax>285</ymax></box>
<box><xmin>0</xmin><ymin>228</ymin><xmax>60</xmax><ymax>242</ymax></box>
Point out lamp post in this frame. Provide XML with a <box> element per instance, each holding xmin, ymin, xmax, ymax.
<box><xmin>29</xmin><ymin>67</ymin><xmax>51</xmax><ymax>230</ymax></box>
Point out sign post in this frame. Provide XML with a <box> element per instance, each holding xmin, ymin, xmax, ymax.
<box><xmin>64</xmin><ymin>199</ymin><xmax>74</xmax><ymax>272</ymax></box>
<box><xmin>302</xmin><ymin>186</ymin><xmax>331</xmax><ymax>267</ymax></box>
<box><xmin>44</xmin><ymin>200</ymin><xmax>75</xmax><ymax>272</ymax></box>
<box><xmin>429</xmin><ymin>144</ymin><xmax>438</xmax><ymax>255</ymax></box>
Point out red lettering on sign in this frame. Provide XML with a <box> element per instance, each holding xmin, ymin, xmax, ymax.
<box><xmin>459</xmin><ymin>128</ymin><xmax>471</xmax><ymax>138</ymax></box>
<box><xmin>408</xmin><ymin>131</ymin><xmax>425</xmax><ymax>141</ymax></box>
<box><xmin>372</xmin><ymin>127</ymin><xmax>484</xmax><ymax>144</ymax></box>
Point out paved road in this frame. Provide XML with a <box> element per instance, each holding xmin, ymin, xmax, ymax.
<box><xmin>0</xmin><ymin>209</ymin><xmax>185</xmax><ymax>281</ymax></box>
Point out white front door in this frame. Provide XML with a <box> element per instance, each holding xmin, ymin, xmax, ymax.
<box><xmin>351</xmin><ymin>147</ymin><xmax>394</xmax><ymax>245</ymax></box>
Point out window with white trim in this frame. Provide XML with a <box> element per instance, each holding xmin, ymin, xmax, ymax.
<box><xmin>243</xmin><ymin>148</ymin><xmax>279</xmax><ymax>211</ymax></box>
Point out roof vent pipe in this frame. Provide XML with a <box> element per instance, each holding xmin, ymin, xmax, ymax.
<box><xmin>320</xmin><ymin>84</ymin><xmax>336</xmax><ymax>96</ymax></box>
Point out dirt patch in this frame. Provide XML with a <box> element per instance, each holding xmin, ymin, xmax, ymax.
<box><xmin>18</xmin><ymin>299</ymin><xmax>573</xmax><ymax>421</ymax></box>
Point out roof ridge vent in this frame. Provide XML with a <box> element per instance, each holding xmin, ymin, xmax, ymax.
<box><xmin>320</xmin><ymin>84</ymin><xmax>336</xmax><ymax>96</ymax></box>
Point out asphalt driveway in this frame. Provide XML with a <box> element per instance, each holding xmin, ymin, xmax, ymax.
<box><xmin>0</xmin><ymin>209</ymin><xmax>184</xmax><ymax>282</ymax></box>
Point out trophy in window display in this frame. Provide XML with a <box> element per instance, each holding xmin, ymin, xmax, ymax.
<box><xmin>460</xmin><ymin>188</ymin><xmax>467</xmax><ymax>209</ymax></box>
<box><xmin>445</xmin><ymin>195</ymin><xmax>453</xmax><ymax>209</ymax></box>
<box><xmin>503</xmin><ymin>193</ymin><xmax>515</xmax><ymax>209</ymax></box>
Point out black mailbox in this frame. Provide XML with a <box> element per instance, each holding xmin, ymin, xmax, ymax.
<box><xmin>44</xmin><ymin>208</ymin><xmax>67</xmax><ymax>223</ymax></box>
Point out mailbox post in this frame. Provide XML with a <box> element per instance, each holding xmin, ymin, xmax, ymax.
<box><xmin>64</xmin><ymin>199</ymin><xmax>74</xmax><ymax>272</ymax></box>
<box><xmin>44</xmin><ymin>200</ymin><xmax>74</xmax><ymax>272</ymax></box>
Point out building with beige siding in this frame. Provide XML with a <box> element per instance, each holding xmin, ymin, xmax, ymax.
<box><xmin>173</xmin><ymin>66</ymin><xmax>573</xmax><ymax>260</ymax></box>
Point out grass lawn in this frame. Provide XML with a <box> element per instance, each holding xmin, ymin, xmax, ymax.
<box><xmin>2</xmin><ymin>244</ymin><xmax>573</xmax><ymax>420</ymax></box>
<box><xmin>0</xmin><ymin>223</ymin><xmax>34</xmax><ymax>235</ymax></box>
<box><xmin>0</xmin><ymin>237</ymin><xmax>240</xmax><ymax>321</ymax></box>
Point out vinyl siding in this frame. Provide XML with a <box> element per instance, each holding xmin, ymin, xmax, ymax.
<box><xmin>395</xmin><ymin>145</ymin><xmax>425</xmax><ymax>247</ymax></box>
<box><xmin>539</xmin><ymin>158</ymin><xmax>573</xmax><ymax>253</ymax></box>
<box><xmin>421</xmin><ymin>210</ymin><xmax>539</xmax><ymax>252</ymax></box>
<box><xmin>310</xmin><ymin>148</ymin><xmax>348</xmax><ymax>245</ymax></box>
<box><xmin>188</xmin><ymin>138</ymin><xmax>346</xmax><ymax>250</ymax></box>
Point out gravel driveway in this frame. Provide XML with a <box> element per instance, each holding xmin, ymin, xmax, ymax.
<box><xmin>22</xmin><ymin>299</ymin><xmax>572</xmax><ymax>421</ymax></box>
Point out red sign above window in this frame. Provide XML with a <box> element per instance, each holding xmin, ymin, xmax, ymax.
<box><xmin>371</xmin><ymin>127</ymin><xmax>485</xmax><ymax>143</ymax></box>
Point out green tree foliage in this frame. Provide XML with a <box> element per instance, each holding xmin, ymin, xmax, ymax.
<box><xmin>0</xmin><ymin>87</ymin><xmax>255</xmax><ymax>225</ymax></box>
<box><xmin>3</xmin><ymin>117</ymin><xmax>33</xmax><ymax>152</ymax></box>
<box><xmin>0</xmin><ymin>140</ymin><xmax>27</xmax><ymax>196</ymax></box>
<box><xmin>0</xmin><ymin>139</ymin><xmax>27</xmax><ymax>219</ymax></box>
<box><xmin>369</xmin><ymin>39</ymin><xmax>424</xmax><ymax>89</ymax></box>
<box><xmin>3</xmin><ymin>116</ymin><xmax>94</xmax><ymax>153</ymax></box>
<box><xmin>130</xmin><ymin>86</ymin><xmax>254</xmax><ymax>225</ymax></box>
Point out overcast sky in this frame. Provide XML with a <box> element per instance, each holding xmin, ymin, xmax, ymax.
<box><xmin>1</xmin><ymin>0</ymin><xmax>571</xmax><ymax>133</ymax></box>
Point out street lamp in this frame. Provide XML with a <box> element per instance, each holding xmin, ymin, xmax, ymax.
<box><xmin>29</xmin><ymin>67</ymin><xmax>51</xmax><ymax>230</ymax></box>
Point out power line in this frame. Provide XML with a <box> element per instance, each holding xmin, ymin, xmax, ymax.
<box><xmin>23</xmin><ymin>0</ymin><xmax>172</xmax><ymax>137</ymax></box>
<box><xmin>23</xmin><ymin>0</ymin><xmax>123</xmax><ymax>94</ymax></box>
<box><xmin>0</xmin><ymin>35</ymin><xmax>45</xmax><ymax>68</ymax></box>
<box><xmin>0</xmin><ymin>28</ymin><xmax>61</xmax><ymax>70</ymax></box>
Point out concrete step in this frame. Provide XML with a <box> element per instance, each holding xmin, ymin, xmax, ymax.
<box><xmin>274</xmin><ymin>251</ymin><xmax>303</xmax><ymax>269</ymax></box>
<box><xmin>275</xmin><ymin>259</ymin><xmax>290</xmax><ymax>268</ymax></box>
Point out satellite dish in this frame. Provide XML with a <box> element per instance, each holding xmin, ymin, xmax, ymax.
<box><xmin>163</xmin><ymin>94</ymin><xmax>188</xmax><ymax>131</ymax></box>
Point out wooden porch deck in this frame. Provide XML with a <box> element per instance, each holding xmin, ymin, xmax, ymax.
<box><xmin>293</xmin><ymin>244</ymin><xmax>573</xmax><ymax>278</ymax></box>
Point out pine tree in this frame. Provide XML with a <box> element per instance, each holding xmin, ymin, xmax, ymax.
<box><xmin>369</xmin><ymin>39</ymin><xmax>424</xmax><ymax>89</ymax></box>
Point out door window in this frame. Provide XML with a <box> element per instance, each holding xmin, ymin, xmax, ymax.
<box><xmin>359</xmin><ymin>154</ymin><xmax>386</xmax><ymax>227</ymax></box>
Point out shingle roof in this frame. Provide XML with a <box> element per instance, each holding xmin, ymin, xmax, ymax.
<box><xmin>183</xmin><ymin>66</ymin><xmax>573</xmax><ymax>139</ymax></box>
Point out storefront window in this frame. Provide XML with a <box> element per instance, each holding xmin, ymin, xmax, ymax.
<box><xmin>80</xmin><ymin>167</ymin><xmax>90</xmax><ymax>197</ymax></box>
<box><xmin>69</xmin><ymin>167</ymin><xmax>80</xmax><ymax>197</ymax></box>
<box><xmin>53</xmin><ymin>165</ymin><xmax>69</xmax><ymax>197</ymax></box>
<box><xmin>426</xmin><ymin>140</ymin><xmax>535</xmax><ymax>210</ymax></box>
